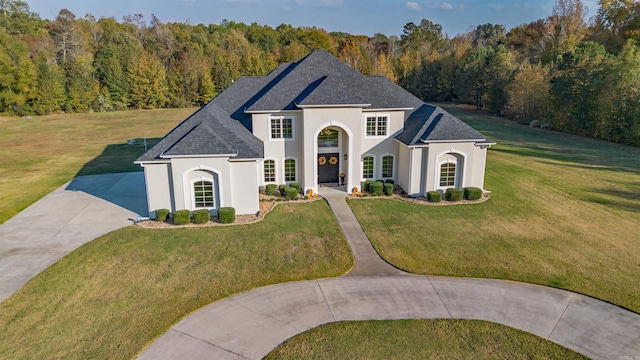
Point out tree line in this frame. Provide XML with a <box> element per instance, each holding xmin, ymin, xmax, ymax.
<box><xmin>0</xmin><ymin>0</ymin><xmax>639</xmax><ymax>146</ymax></box>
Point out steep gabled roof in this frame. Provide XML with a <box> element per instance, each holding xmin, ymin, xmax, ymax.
<box><xmin>395</xmin><ymin>104</ymin><xmax>492</xmax><ymax>145</ymax></box>
<box><xmin>245</xmin><ymin>50</ymin><xmax>413</xmax><ymax>111</ymax></box>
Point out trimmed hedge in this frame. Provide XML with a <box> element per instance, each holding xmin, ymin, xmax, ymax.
<box><xmin>289</xmin><ymin>182</ymin><xmax>301</xmax><ymax>194</ymax></box>
<box><xmin>385</xmin><ymin>179</ymin><xmax>394</xmax><ymax>184</ymax></box>
<box><xmin>445</xmin><ymin>188</ymin><xmax>463</xmax><ymax>202</ymax></box>
<box><xmin>218</xmin><ymin>207</ymin><xmax>235</xmax><ymax>224</ymax></box>
<box><xmin>265</xmin><ymin>184</ymin><xmax>277</xmax><ymax>195</ymax></box>
<box><xmin>384</xmin><ymin>183</ymin><xmax>394</xmax><ymax>196</ymax></box>
<box><xmin>279</xmin><ymin>185</ymin><xmax>287</xmax><ymax>196</ymax></box>
<box><xmin>284</xmin><ymin>186</ymin><xmax>298</xmax><ymax>200</ymax></box>
<box><xmin>155</xmin><ymin>209</ymin><xmax>170</xmax><ymax>222</ymax></box>
<box><xmin>364</xmin><ymin>180</ymin><xmax>375</xmax><ymax>193</ymax></box>
<box><xmin>173</xmin><ymin>210</ymin><xmax>191</xmax><ymax>225</ymax></box>
<box><xmin>464</xmin><ymin>187</ymin><xmax>483</xmax><ymax>200</ymax></box>
<box><xmin>370</xmin><ymin>182</ymin><xmax>384</xmax><ymax>196</ymax></box>
<box><xmin>427</xmin><ymin>191</ymin><xmax>442</xmax><ymax>202</ymax></box>
<box><xmin>192</xmin><ymin>209</ymin><xmax>210</xmax><ymax>224</ymax></box>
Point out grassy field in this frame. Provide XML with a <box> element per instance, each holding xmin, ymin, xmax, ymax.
<box><xmin>0</xmin><ymin>201</ymin><xmax>353</xmax><ymax>359</ymax></box>
<box><xmin>0</xmin><ymin>108</ymin><xmax>195</xmax><ymax>224</ymax></box>
<box><xmin>349</xmin><ymin>103</ymin><xmax>640</xmax><ymax>313</ymax></box>
<box><xmin>266</xmin><ymin>320</ymin><xmax>588</xmax><ymax>359</ymax></box>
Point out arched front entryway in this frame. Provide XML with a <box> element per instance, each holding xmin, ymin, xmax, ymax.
<box><xmin>312</xmin><ymin>122</ymin><xmax>354</xmax><ymax>193</ymax></box>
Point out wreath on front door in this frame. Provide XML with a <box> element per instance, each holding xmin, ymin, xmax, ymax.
<box><xmin>318</xmin><ymin>156</ymin><xmax>327</xmax><ymax>165</ymax></box>
<box><xmin>329</xmin><ymin>156</ymin><xmax>338</xmax><ymax>165</ymax></box>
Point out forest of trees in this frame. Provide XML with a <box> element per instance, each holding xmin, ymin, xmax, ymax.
<box><xmin>0</xmin><ymin>0</ymin><xmax>639</xmax><ymax>146</ymax></box>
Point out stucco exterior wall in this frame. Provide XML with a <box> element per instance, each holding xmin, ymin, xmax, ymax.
<box><xmin>169</xmin><ymin>157</ymin><xmax>232</xmax><ymax>214</ymax></box>
<box><xmin>144</xmin><ymin>163</ymin><xmax>174</xmax><ymax>219</ymax></box>
<box><xmin>229</xmin><ymin>160</ymin><xmax>260</xmax><ymax>215</ymax></box>
<box><xmin>421</xmin><ymin>142</ymin><xmax>488</xmax><ymax>194</ymax></box>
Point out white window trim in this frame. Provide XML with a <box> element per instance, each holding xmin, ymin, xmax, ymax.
<box><xmin>318</xmin><ymin>127</ymin><xmax>342</xmax><ymax>153</ymax></box>
<box><xmin>363</xmin><ymin>113</ymin><xmax>389</xmax><ymax>138</ymax></box>
<box><xmin>362</xmin><ymin>154</ymin><xmax>376</xmax><ymax>180</ymax></box>
<box><xmin>434</xmin><ymin>150</ymin><xmax>467</xmax><ymax>191</ymax></box>
<box><xmin>182</xmin><ymin>166</ymin><xmax>223</xmax><ymax>211</ymax></box>
<box><xmin>282</xmin><ymin>156</ymin><xmax>298</xmax><ymax>183</ymax></box>
<box><xmin>263</xmin><ymin>158</ymin><xmax>278</xmax><ymax>184</ymax></box>
<box><xmin>269</xmin><ymin>115</ymin><xmax>295</xmax><ymax>141</ymax></box>
<box><xmin>191</xmin><ymin>176</ymin><xmax>215</xmax><ymax>210</ymax></box>
<box><xmin>380</xmin><ymin>153</ymin><xmax>396</xmax><ymax>180</ymax></box>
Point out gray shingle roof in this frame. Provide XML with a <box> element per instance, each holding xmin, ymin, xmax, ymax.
<box><xmin>137</xmin><ymin>50</ymin><xmax>492</xmax><ymax>163</ymax></box>
<box><xmin>395</xmin><ymin>104</ymin><xmax>492</xmax><ymax>145</ymax></box>
<box><xmin>245</xmin><ymin>50</ymin><xmax>413</xmax><ymax>111</ymax></box>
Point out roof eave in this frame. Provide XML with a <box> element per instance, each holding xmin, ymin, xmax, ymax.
<box><xmin>296</xmin><ymin>103</ymin><xmax>371</xmax><ymax>109</ymax></box>
<box><xmin>364</xmin><ymin>107</ymin><xmax>414</xmax><ymax>112</ymax></box>
<box><xmin>160</xmin><ymin>152</ymin><xmax>239</xmax><ymax>159</ymax></box>
<box><xmin>419</xmin><ymin>139</ymin><xmax>488</xmax><ymax>144</ymax></box>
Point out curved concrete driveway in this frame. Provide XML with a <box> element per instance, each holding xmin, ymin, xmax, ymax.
<box><xmin>139</xmin><ymin>188</ymin><xmax>640</xmax><ymax>360</ymax></box>
<box><xmin>0</xmin><ymin>172</ymin><xmax>146</xmax><ymax>302</ymax></box>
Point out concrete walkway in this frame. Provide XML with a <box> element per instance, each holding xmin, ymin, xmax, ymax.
<box><xmin>0</xmin><ymin>172</ymin><xmax>147</xmax><ymax>302</ymax></box>
<box><xmin>138</xmin><ymin>187</ymin><xmax>640</xmax><ymax>360</ymax></box>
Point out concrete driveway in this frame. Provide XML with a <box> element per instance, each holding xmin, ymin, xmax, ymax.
<box><xmin>0</xmin><ymin>172</ymin><xmax>147</xmax><ymax>302</ymax></box>
<box><xmin>138</xmin><ymin>187</ymin><xmax>640</xmax><ymax>360</ymax></box>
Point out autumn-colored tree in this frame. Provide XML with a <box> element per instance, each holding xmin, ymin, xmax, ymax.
<box><xmin>0</xmin><ymin>29</ymin><xmax>35</xmax><ymax>114</ymax></box>
<box><xmin>506</xmin><ymin>63</ymin><xmax>551</xmax><ymax>124</ymax></box>
<box><xmin>127</xmin><ymin>50</ymin><xmax>168</xmax><ymax>109</ymax></box>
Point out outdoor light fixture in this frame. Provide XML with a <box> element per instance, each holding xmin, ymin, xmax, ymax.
<box><xmin>344</xmin><ymin>154</ymin><xmax>348</xmax><ymax>160</ymax></box>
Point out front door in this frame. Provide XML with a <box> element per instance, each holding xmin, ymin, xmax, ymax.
<box><xmin>318</xmin><ymin>153</ymin><xmax>339</xmax><ymax>183</ymax></box>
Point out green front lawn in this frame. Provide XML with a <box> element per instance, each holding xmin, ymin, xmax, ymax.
<box><xmin>266</xmin><ymin>320</ymin><xmax>587</xmax><ymax>359</ymax></box>
<box><xmin>0</xmin><ymin>201</ymin><xmax>353</xmax><ymax>359</ymax></box>
<box><xmin>349</xmin><ymin>104</ymin><xmax>640</xmax><ymax>313</ymax></box>
<box><xmin>0</xmin><ymin>108</ymin><xmax>195</xmax><ymax>224</ymax></box>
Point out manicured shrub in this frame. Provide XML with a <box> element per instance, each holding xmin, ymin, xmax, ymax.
<box><xmin>427</xmin><ymin>191</ymin><xmax>442</xmax><ymax>202</ymax></box>
<box><xmin>385</xmin><ymin>179</ymin><xmax>394</xmax><ymax>184</ymax></box>
<box><xmin>218</xmin><ymin>207</ymin><xmax>235</xmax><ymax>224</ymax></box>
<box><xmin>445</xmin><ymin>188</ymin><xmax>463</xmax><ymax>202</ymax></box>
<box><xmin>364</xmin><ymin>180</ymin><xmax>375</xmax><ymax>193</ymax></box>
<box><xmin>279</xmin><ymin>185</ymin><xmax>287</xmax><ymax>196</ymax></box>
<box><xmin>155</xmin><ymin>209</ymin><xmax>170</xmax><ymax>222</ymax></box>
<box><xmin>173</xmin><ymin>210</ymin><xmax>191</xmax><ymax>225</ymax></box>
<box><xmin>265</xmin><ymin>184</ymin><xmax>277</xmax><ymax>195</ymax></box>
<box><xmin>464</xmin><ymin>187</ymin><xmax>483</xmax><ymax>200</ymax></box>
<box><xmin>192</xmin><ymin>209</ymin><xmax>210</xmax><ymax>224</ymax></box>
<box><xmin>289</xmin><ymin>182</ymin><xmax>301</xmax><ymax>194</ymax></box>
<box><xmin>285</xmin><ymin>186</ymin><xmax>298</xmax><ymax>200</ymax></box>
<box><xmin>384</xmin><ymin>183</ymin><xmax>394</xmax><ymax>196</ymax></box>
<box><xmin>370</xmin><ymin>182</ymin><xmax>384</xmax><ymax>196</ymax></box>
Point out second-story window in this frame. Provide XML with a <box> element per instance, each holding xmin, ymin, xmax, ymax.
<box><xmin>271</xmin><ymin>117</ymin><xmax>293</xmax><ymax>139</ymax></box>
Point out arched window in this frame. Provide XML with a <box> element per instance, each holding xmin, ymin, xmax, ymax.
<box><xmin>382</xmin><ymin>155</ymin><xmax>394</xmax><ymax>178</ymax></box>
<box><xmin>363</xmin><ymin>156</ymin><xmax>374</xmax><ymax>179</ymax></box>
<box><xmin>194</xmin><ymin>181</ymin><xmax>214</xmax><ymax>208</ymax></box>
<box><xmin>264</xmin><ymin>160</ymin><xmax>275</xmax><ymax>182</ymax></box>
<box><xmin>284</xmin><ymin>158</ymin><xmax>296</xmax><ymax>182</ymax></box>
<box><xmin>439</xmin><ymin>163</ymin><xmax>456</xmax><ymax>187</ymax></box>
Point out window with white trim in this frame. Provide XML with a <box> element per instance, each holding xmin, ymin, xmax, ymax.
<box><xmin>270</xmin><ymin>117</ymin><xmax>293</xmax><ymax>139</ymax></box>
<box><xmin>264</xmin><ymin>160</ymin><xmax>275</xmax><ymax>182</ymax></box>
<box><xmin>382</xmin><ymin>155</ymin><xmax>394</xmax><ymax>178</ymax></box>
<box><xmin>194</xmin><ymin>180</ymin><xmax>214</xmax><ymax>208</ymax></box>
<box><xmin>440</xmin><ymin>163</ymin><xmax>456</xmax><ymax>187</ymax></box>
<box><xmin>363</xmin><ymin>156</ymin><xmax>374</xmax><ymax>179</ymax></box>
<box><xmin>365</xmin><ymin>116</ymin><xmax>387</xmax><ymax>136</ymax></box>
<box><xmin>284</xmin><ymin>158</ymin><xmax>296</xmax><ymax>182</ymax></box>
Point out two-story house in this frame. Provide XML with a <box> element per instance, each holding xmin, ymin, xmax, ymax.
<box><xmin>135</xmin><ymin>50</ymin><xmax>495</xmax><ymax>217</ymax></box>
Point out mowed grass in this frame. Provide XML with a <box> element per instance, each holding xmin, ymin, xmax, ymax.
<box><xmin>349</xmin><ymin>103</ymin><xmax>640</xmax><ymax>313</ymax></box>
<box><xmin>266</xmin><ymin>320</ymin><xmax>588</xmax><ymax>359</ymax></box>
<box><xmin>0</xmin><ymin>109</ymin><xmax>195</xmax><ymax>224</ymax></box>
<box><xmin>0</xmin><ymin>200</ymin><xmax>353</xmax><ymax>359</ymax></box>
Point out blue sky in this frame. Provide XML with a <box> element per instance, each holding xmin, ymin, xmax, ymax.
<box><xmin>27</xmin><ymin>0</ymin><xmax>598</xmax><ymax>37</ymax></box>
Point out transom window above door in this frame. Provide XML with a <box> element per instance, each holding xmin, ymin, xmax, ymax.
<box><xmin>365</xmin><ymin>115</ymin><xmax>388</xmax><ymax>137</ymax></box>
<box><xmin>270</xmin><ymin>117</ymin><xmax>293</xmax><ymax>139</ymax></box>
<box><xmin>318</xmin><ymin>128</ymin><xmax>339</xmax><ymax>147</ymax></box>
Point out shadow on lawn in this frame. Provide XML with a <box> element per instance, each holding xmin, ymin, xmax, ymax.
<box><xmin>584</xmin><ymin>188</ymin><xmax>640</xmax><ymax>213</ymax></box>
<box><xmin>76</xmin><ymin>138</ymin><xmax>162</xmax><ymax>177</ymax></box>
<box><xmin>63</xmin><ymin>138</ymin><xmax>162</xmax><ymax>217</ymax></box>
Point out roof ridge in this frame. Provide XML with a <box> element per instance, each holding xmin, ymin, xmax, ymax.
<box><xmin>410</xmin><ymin>105</ymin><xmax>441</xmax><ymax>144</ymax></box>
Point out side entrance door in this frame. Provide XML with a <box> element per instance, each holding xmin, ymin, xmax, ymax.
<box><xmin>318</xmin><ymin>153</ymin><xmax>339</xmax><ymax>183</ymax></box>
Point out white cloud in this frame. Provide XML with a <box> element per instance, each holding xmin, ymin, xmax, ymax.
<box><xmin>424</xmin><ymin>1</ymin><xmax>463</xmax><ymax>11</ymax></box>
<box><xmin>440</xmin><ymin>2</ymin><xmax>453</xmax><ymax>10</ymax></box>
<box><xmin>294</xmin><ymin>0</ymin><xmax>344</xmax><ymax>7</ymax></box>
<box><xmin>405</xmin><ymin>1</ymin><xmax>423</xmax><ymax>11</ymax></box>
<box><xmin>489</xmin><ymin>3</ymin><xmax>504</xmax><ymax>11</ymax></box>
